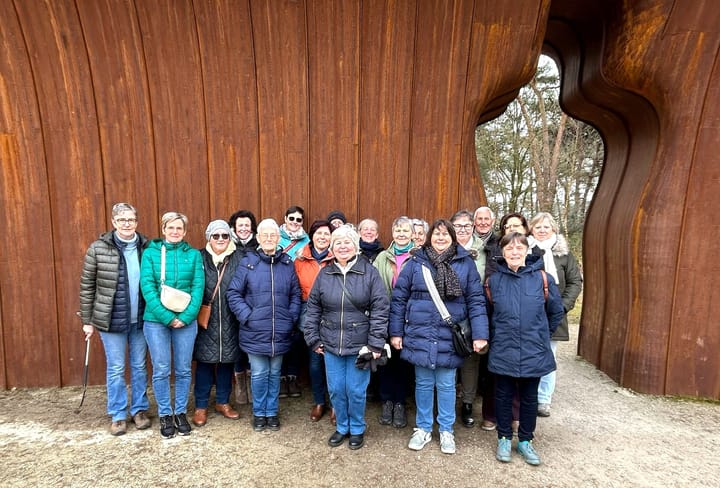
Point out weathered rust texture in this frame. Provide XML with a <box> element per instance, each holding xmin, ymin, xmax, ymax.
<box><xmin>0</xmin><ymin>0</ymin><xmax>718</xmax><ymax>398</ymax></box>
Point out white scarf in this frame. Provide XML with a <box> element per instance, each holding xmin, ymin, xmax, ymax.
<box><xmin>206</xmin><ymin>240</ymin><xmax>237</xmax><ymax>266</ymax></box>
<box><xmin>529</xmin><ymin>234</ymin><xmax>558</xmax><ymax>284</ymax></box>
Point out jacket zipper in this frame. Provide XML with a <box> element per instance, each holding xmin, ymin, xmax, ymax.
<box><xmin>217</xmin><ymin>263</ymin><xmax>223</xmax><ymax>360</ymax></box>
<box><xmin>339</xmin><ymin>273</ymin><xmax>346</xmax><ymax>356</ymax></box>
<box><xmin>270</xmin><ymin>257</ymin><xmax>275</xmax><ymax>357</ymax></box>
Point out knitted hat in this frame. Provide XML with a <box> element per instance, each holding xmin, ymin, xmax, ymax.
<box><xmin>205</xmin><ymin>219</ymin><xmax>232</xmax><ymax>241</ymax></box>
<box><xmin>326</xmin><ymin>210</ymin><xmax>347</xmax><ymax>225</ymax></box>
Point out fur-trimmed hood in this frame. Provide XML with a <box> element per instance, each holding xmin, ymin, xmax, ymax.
<box><xmin>529</xmin><ymin>233</ymin><xmax>571</xmax><ymax>257</ymax></box>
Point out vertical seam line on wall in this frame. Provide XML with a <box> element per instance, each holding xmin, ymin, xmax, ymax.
<box><xmin>407</xmin><ymin>0</ymin><xmax>419</xmax><ymax>211</ymax></box>
<box><xmin>73</xmin><ymin>0</ymin><xmax>106</xmax><ymax>387</ymax></box>
<box><xmin>131</xmin><ymin>0</ymin><xmax>160</xmax><ymax>232</ymax></box>
<box><xmin>248</xmin><ymin>1</ymin><xmax>263</xmax><ymax>216</ymax></box>
<box><xmin>10</xmin><ymin>0</ymin><xmax>59</xmax><ymax>387</ymax></box>
<box><xmin>190</xmin><ymin>0</ymin><xmax>211</xmax><ymax>217</ymax></box>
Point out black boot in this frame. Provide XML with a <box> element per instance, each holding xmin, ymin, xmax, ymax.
<box><xmin>461</xmin><ymin>402</ymin><xmax>475</xmax><ymax>427</ymax></box>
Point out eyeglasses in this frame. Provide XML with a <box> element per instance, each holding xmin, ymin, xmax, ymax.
<box><xmin>287</xmin><ymin>216</ymin><xmax>303</xmax><ymax>223</ymax></box>
<box><xmin>115</xmin><ymin>218</ymin><xmax>137</xmax><ymax>225</ymax></box>
<box><xmin>504</xmin><ymin>223</ymin><xmax>524</xmax><ymax>229</ymax></box>
<box><xmin>210</xmin><ymin>233</ymin><xmax>230</xmax><ymax>241</ymax></box>
<box><xmin>259</xmin><ymin>233</ymin><xmax>278</xmax><ymax>240</ymax></box>
<box><xmin>453</xmin><ymin>224</ymin><xmax>473</xmax><ymax>231</ymax></box>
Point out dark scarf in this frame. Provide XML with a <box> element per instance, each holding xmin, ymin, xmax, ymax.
<box><xmin>424</xmin><ymin>245</ymin><xmax>462</xmax><ymax>300</ymax></box>
<box><xmin>360</xmin><ymin>239</ymin><xmax>383</xmax><ymax>255</ymax></box>
<box><xmin>311</xmin><ymin>246</ymin><xmax>330</xmax><ymax>263</ymax></box>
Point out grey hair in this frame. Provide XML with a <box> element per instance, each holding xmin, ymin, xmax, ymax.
<box><xmin>392</xmin><ymin>216</ymin><xmax>413</xmax><ymax>230</ymax></box>
<box><xmin>330</xmin><ymin>224</ymin><xmax>361</xmax><ymax>254</ymax></box>
<box><xmin>528</xmin><ymin>212</ymin><xmax>558</xmax><ymax>234</ymax></box>
<box><xmin>112</xmin><ymin>202</ymin><xmax>137</xmax><ymax>219</ymax></box>
<box><xmin>161</xmin><ymin>211</ymin><xmax>188</xmax><ymax>230</ymax></box>
<box><xmin>256</xmin><ymin>218</ymin><xmax>280</xmax><ymax>235</ymax></box>
<box><xmin>473</xmin><ymin>206</ymin><xmax>495</xmax><ymax>220</ymax></box>
<box><xmin>411</xmin><ymin>218</ymin><xmax>429</xmax><ymax>233</ymax></box>
<box><xmin>450</xmin><ymin>209</ymin><xmax>473</xmax><ymax>222</ymax></box>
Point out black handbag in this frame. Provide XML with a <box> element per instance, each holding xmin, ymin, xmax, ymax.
<box><xmin>421</xmin><ymin>265</ymin><xmax>473</xmax><ymax>358</ymax></box>
<box><xmin>450</xmin><ymin>319</ymin><xmax>473</xmax><ymax>358</ymax></box>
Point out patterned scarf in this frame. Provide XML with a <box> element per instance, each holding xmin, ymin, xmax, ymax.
<box><xmin>424</xmin><ymin>245</ymin><xmax>462</xmax><ymax>300</ymax></box>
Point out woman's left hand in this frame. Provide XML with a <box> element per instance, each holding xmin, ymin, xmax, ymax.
<box><xmin>371</xmin><ymin>351</ymin><xmax>381</xmax><ymax>359</ymax></box>
<box><xmin>473</xmin><ymin>339</ymin><xmax>489</xmax><ymax>353</ymax></box>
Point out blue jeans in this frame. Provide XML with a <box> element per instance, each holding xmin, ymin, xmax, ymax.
<box><xmin>414</xmin><ymin>365</ymin><xmax>456</xmax><ymax>433</ymax></box>
<box><xmin>194</xmin><ymin>361</ymin><xmax>234</xmax><ymax>408</ymax></box>
<box><xmin>495</xmin><ymin>374</ymin><xmax>540</xmax><ymax>442</ymax></box>
<box><xmin>247</xmin><ymin>354</ymin><xmax>283</xmax><ymax>417</ymax></box>
<box><xmin>324</xmin><ymin>352</ymin><xmax>371</xmax><ymax>436</ymax></box>
<box><xmin>99</xmin><ymin>326</ymin><xmax>149</xmax><ymax>421</ymax></box>
<box><xmin>143</xmin><ymin>320</ymin><xmax>197</xmax><ymax>417</ymax></box>
<box><xmin>537</xmin><ymin>341</ymin><xmax>558</xmax><ymax>404</ymax></box>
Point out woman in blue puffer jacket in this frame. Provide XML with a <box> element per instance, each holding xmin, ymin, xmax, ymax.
<box><xmin>226</xmin><ymin>218</ymin><xmax>301</xmax><ymax>433</ymax></box>
<box><xmin>485</xmin><ymin>232</ymin><xmax>564</xmax><ymax>466</ymax></box>
<box><xmin>389</xmin><ymin>219</ymin><xmax>489</xmax><ymax>455</ymax></box>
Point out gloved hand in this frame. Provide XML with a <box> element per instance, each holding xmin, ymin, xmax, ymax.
<box><xmin>355</xmin><ymin>344</ymin><xmax>391</xmax><ymax>372</ymax></box>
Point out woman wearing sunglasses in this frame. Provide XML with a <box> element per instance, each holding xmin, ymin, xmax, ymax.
<box><xmin>277</xmin><ymin>205</ymin><xmax>310</xmax><ymax>397</ymax></box>
<box><xmin>279</xmin><ymin>205</ymin><xmax>309</xmax><ymax>261</ymax></box>
<box><xmin>191</xmin><ymin>220</ymin><xmax>244</xmax><ymax>427</ymax></box>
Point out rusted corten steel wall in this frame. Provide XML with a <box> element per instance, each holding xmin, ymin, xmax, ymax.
<box><xmin>0</xmin><ymin>0</ymin><xmax>717</xmax><ymax>399</ymax></box>
<box><xmin>547</xmin><ymin>0</ymin><xmax>720</xmax><ymax>399</ymax></box>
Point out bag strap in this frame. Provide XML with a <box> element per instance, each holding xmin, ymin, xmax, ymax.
<box><xmin>160</xmin><ymin>245</ymin><xmax>167</xmax><ymax>285</ymax></box>
<box><xmin>540</xmin><ymin>270</ymin><xmax>548</xmax><ymax>301</ymax></box>
<box><xmin>335</xmin><ymin>274</ymin><xmax>368</xmax><ymax>316</ymax></box>
<box><xmin>421</xmin><ymin>265</ymin><xmax>452</xmax><ymax>325</ymax></box>
<box><xmin>208</xmin><ymin>258</ymin><xmax>228</xmax><ymax>304</ymax></box>
<box><xmin>283</xmin><ymin>239</ymin><xmax>301</xmax><ymax>255</ymax></box>
<box><xmin>484</xmin><ymin>270</ymin><xmax>548</xmax><ymax>304</ymax></box>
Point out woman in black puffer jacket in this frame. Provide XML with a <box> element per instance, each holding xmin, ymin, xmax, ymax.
<box><xmin>191</xmin><ymin>220</ymin><xmax>243</xmax><ymax>428</ymax></box>
<box><xmin>304</xmin><ymin>225</ymin><xmax>389</xmax><ymax>450</ymax></box>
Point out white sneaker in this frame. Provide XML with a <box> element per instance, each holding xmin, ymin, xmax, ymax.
<box><xmin>408</xmin><ymin>428</ymin><xmax>432</xmax><ymax>451</ymax></box>
<box><xmin>439</xmin><ymin>431</ymin><xmax>456</xmax><ymax>454</ymax></box>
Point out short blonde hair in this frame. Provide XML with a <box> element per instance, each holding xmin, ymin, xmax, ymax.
<box><xmin>161</xmin><ymin>212</ymin><xmax>188</xmax><ymax>231</ymax></box>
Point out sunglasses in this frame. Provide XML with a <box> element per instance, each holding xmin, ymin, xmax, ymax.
<box><xmin>287</xmin><ymin>216</ymin><xmax>303</xmax><ymax>223</ymax></box>
<box><xmin>210</xmin><ymin>233</ymin><xmax>230</xmax><ymax>240</ymax></box>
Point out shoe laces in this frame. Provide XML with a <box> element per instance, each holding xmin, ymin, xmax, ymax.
<box><xmin>519</xmin><ymin>440</ymin><xmax>537</xmax><ymax>454</ymax></box>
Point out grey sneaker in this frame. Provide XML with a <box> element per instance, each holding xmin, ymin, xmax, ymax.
<box><xmin>517</xmin><ymin>440</ymin><xmax>541</xmax><ymax>465</ymax></box>
<box><xmin>496</xmin><ymin>437</ymin><xmax>512</xmax><ymax>462</ymax></box>
<box><xmin>408</xmin><ymin>428</ymin><xmax>432</xmax><ymax>451</ymax></box>
<box><xmin>537</xmin><ymin>403</ymin><xmax>551</xmax><ymax>417</ymax></box>
<box><xmin>439</xmin><ymin>431</ymin><xmax>456</xmax><ymax>454</ymax></box>
<box><xmin>378</xmin><ymin>400</ymin><xmax>393</xmax><ymax>425</ymax></box>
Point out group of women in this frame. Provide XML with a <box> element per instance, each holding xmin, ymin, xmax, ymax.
<box><xmin>80</xmin><ymin>203</ymin><xmax>581</xmax><ymax>465</ymax></box>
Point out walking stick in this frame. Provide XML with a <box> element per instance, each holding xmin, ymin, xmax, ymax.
<box><xmin>75</xmin><ymin>311</ymin><xmax>90</xmax><ymax>414</ymax></box>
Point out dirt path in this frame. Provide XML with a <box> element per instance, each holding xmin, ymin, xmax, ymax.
<box><xmin>1</xmin><ymin>324</ymin><xmax>718</xmax><ymax>487</ymax></box>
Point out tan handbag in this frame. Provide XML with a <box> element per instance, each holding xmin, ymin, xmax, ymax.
<box><xmin>197</xmin><ymin>258</ymin><xmax>228</xmax><ymax>329</ymax></box>
<box><xmin>159</xmin><ymin>245</ymin><xmax>191</xmax><ymax>313</ymax></box>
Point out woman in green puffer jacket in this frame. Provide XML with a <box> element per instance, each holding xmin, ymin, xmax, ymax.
<box><xmin>140</xmin><ymin>212</ymin><xmax>204</xmax><ymax>439</ymax></box>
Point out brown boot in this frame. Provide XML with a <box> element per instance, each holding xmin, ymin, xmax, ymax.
<box><xmin>234</xmin><ymin>372</ymin><xmax>249</xmax><ymax>405</ymax></box>
<box><xmin>192</xmin><ymin>408</ymin><xmax>208</xmax><ymax>427</ymax></box>
<box><xmin>215</xmin><ymin>403</ymin><xmax>240</xmax><ymax>420</ymax></box>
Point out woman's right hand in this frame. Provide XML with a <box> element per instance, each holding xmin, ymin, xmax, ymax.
<box><xmin>314</xmin><ymin>344</ymin><xmax>324</xmax><ymax>355</ymax></box>
<box><xmin>390</xmin><ymin>336</ymin><xmax>403</xmax><ymax>350</ymax></box>
<box><xmin>169</xmin><ymin>318</ymin><xmax>185</xmax><ymax>329</ymax></box>
<box><xmin>82</xmin><ymin>325</ymin><xmax>94</xmax><ymax>341</ymax></box>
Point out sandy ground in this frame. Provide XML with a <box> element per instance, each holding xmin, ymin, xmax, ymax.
<box><xmin>1</xmin><ymin>323</ymin><xmax>718</xmax><ymax>488</ymax></box>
